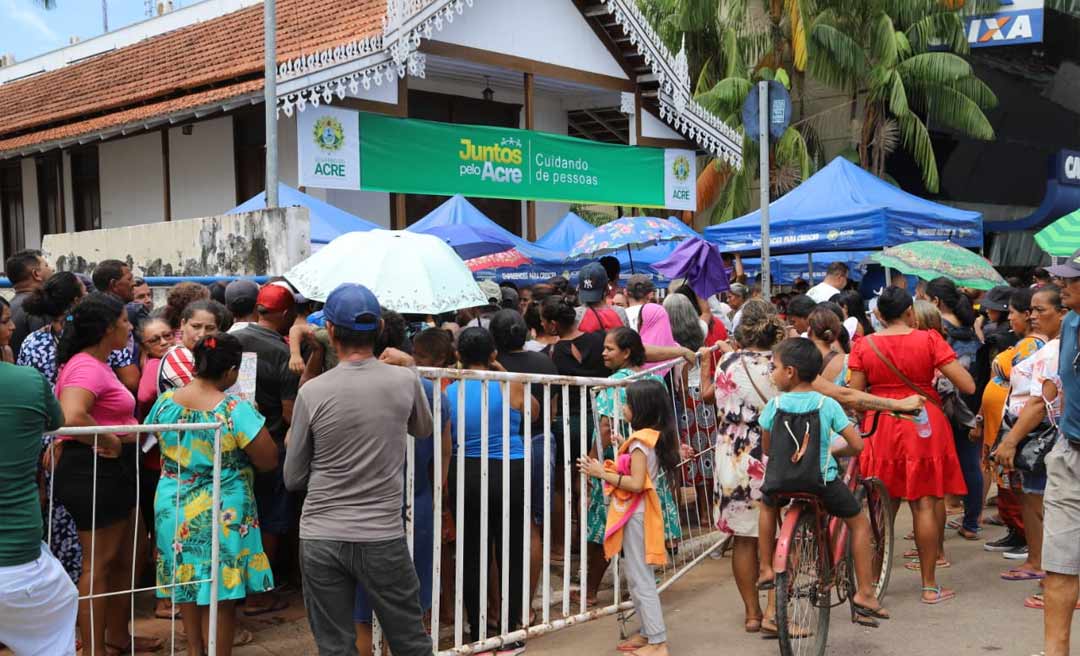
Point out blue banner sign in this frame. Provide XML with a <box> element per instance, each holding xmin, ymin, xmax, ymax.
<box><xmin>965</xmin><ymin>0</ymin><xmax>1043</xmax><ymax>49</ymax></box>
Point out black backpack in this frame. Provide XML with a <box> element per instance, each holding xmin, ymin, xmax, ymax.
<box><xmin>761</xmin><ymin>397</ymin><xmax>826</xmax><ymax>496</ymax></box>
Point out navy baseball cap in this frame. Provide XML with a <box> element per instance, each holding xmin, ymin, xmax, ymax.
<box><xmin>324</xmin><ymin>283</ymin><xmax>381</xmax><ymax>331</ymax></box>
<box><xmin>578</xmin><ymin>262</ymin><xmax>609</xmax><ymax>303</ymax></box>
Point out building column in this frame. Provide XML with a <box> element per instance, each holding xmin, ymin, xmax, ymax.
<box><xmin>161</xmin><ymin>129</ymin><xmax>172</xmax><ymax>221</ymax></box>
<box><xmin>524</xmin><ymin>72</ymin><xmax>536</xmax><ymax>241</ymax></box>
<box><xmin>390</xmin><ymin>74</ymin><xmax>409</xmax><ymax>229</ymax></box>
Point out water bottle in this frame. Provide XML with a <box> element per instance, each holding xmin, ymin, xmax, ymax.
<box><xmin>915</xmin><ymin>408</ymin><xmax>932</xmax><ymax>439</ymax></box>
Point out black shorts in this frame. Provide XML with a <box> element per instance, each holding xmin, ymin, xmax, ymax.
<box><xmin>54</xmin><ymin>442</ymin><xmax>137</xmax><ymax>532</ymax></box>
<box><xmin>763</xmin><ymin>479</ymin><xmax>861</xmax><ymax>519</ymax></box>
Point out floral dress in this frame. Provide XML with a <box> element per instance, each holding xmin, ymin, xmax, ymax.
<box><xmin>712</xmin><ymin>351</ymin><xmax>778</xmax><ymax>538</ymax></box>
<box><xmin>586</xmin><ymin>369</ymin><xmax>682</xmax><ymax>544</ymax></box>
<box><xmin>147</xmin><ymin>391</ymin><xmax>275</xmax><ymax>604</ymax></box>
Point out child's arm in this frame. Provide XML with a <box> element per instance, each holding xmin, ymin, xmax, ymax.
<box><xmin>288</xmin><ymin>323</ymin><xmax>314</xmax><ymax>374</ymax></box>
<box><xmin>576</xmin><ymin>448</ymin><xmax>649</xmax><ymax>493</ymax></box>
<box><xmin>830</xmin><ymin>424</ymin><xmax>864</xmax><ymax>458</ymax></box>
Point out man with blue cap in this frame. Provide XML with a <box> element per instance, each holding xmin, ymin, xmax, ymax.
<box><xmin>284</xmin><ymin>283</ymin><xmax>433</xmax><ymax>655</ymax></box>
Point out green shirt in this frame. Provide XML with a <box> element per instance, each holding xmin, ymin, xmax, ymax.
<box><xmin>759</xmin><ymin>391</ymin><xmax>851</xmax><ymax>483</ymax></box>
<box><xmin>0</xmin><ymin>363</ymin><xmax>64</xmax><ymax>566</ymax></box>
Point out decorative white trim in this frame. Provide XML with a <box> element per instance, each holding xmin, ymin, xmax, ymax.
<box><xmin>619</xmin><ymin>91</ymin><xmax>635</xmax><ymax>115</ymax></box>
<box><xmin>277</xmin><ymin>0</ymin><xmax>472</xmax><ymax>119</ymax></box>
<box><xmin>600</xmin><ymin>0</ymin><xmax>742</xmax><ymax>168</ymax></box>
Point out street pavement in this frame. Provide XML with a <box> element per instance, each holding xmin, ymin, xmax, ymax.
<box><xmin>48</xmin><ymin>507</ymin><xmax>1078</xmax><ymax>655</ymax></box>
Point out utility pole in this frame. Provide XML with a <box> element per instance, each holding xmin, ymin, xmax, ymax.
<box><xmin>102</xmin><ymin>0</ymin><xmax>108</xmax><ymax>32</ymax></box>
<box><xmin>758</xmin><ymin>80</ymin><xmax>771</xmax><ymax>299</ymax></box>
<box><xmin>264</xmin><ymin>0</ymin><xmax>278</xmax><ymax>207</ymax></box>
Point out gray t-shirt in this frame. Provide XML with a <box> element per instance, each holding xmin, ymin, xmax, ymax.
<box><xmin>283</xmin><ymin>357</ymin><xmax>433</xmax><ymax>542</ymax></box>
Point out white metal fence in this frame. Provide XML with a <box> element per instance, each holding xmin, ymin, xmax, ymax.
<box><xmin>40</xmin><ymin>354</ymin><xmax>723</xmax><ymax>656</ymax></box>
<box><xmin>43</xmin><ymin>422</ymin><xmax>224</xmax><ymax>656</ymax></box>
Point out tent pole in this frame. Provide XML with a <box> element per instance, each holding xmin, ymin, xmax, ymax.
<box><xmin>807</xmin><ymin>252</ymin><xmax>814</xmax><ymax>281</ymax></box>
<box><xmin>627</xmin><ymin>245</ymin><xmax>636</xmax><ymax>274</ymax></box>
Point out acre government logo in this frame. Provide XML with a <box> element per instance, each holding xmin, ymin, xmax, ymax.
<box><xmin>672</xmin><ymin>155</ymin><xmax>691</xmax><ymax>182</ymax></box>
<box><xmin>313</xmin><ymin>116</ymin><xmax>345</xmax><ymax>153</ymax></box>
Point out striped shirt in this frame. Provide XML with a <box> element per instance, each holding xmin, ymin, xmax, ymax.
<box><xmin>157</xmin><ymin>345</ymin><xmax>195</xmax><ymax>393</ymax></box>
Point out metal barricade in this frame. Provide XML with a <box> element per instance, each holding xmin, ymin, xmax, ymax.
<box><xmin>43</xmin><ymin>422</ymin><xmax>224</xmax><ymax>656</ymax></box>
<box><xmin>374</xmin><ymin>352</ymin><xmax>725</xmax><ymax>655</ymax></box>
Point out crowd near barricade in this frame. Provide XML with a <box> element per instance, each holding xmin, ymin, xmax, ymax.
<box><xmin>43</xmin><ymin>354</ymin><xmax>722</xmax><ymax>656</ymax></box>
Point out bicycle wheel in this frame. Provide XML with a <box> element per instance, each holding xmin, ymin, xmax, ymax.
<box><xmin>776</xmin><ymin>510</ymin><xmax>830</xmax><ymax>656</ymax></box>
<box><xmin>858</xmin><ymin>477</ymin><xmax>895</xmax><ymax>601</ymax></box>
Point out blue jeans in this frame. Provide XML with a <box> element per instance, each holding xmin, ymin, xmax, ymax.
<box><xmin>953</xmin><ymin>423</ymin><xmax>984</xmax><ymax>533</ymax></box>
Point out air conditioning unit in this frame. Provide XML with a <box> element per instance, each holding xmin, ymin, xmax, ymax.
<box><xmin>0</xmin><ymin>54</ymin><xmax>15</xmax><ymax>68</ymax></box>
<box><xmin>157</xmin><ymin>0</ymin><xmax>175</xmax><ymax>15</ymax></box>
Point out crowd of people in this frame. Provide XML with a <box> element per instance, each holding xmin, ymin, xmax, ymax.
<box><xmin>0</xmin><ymin>247</ymin><xmax>1077</xmax><ymax>656</ymax></box>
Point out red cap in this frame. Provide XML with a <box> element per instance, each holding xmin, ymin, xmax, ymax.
<box><xmin>257</xmin><ymin>284</ymin><xmax>295</xmax><ymax>313</ymax></box>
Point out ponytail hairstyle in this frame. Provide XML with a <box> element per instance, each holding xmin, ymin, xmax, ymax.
<box><xmin>608</xmin><ymin>327</ymin><xmax>646</xmax><ymax>367</ymax></box>
<box><xmin>926</xmin><ymin>277</ymin><xmax>976</xmax><ymax>327</ymax></box>
<box><xmin>876</xmin><ymin>286</ymin><xmax>914</xmax><ymax>323</ymax></box>
<box><xmin>625</xmin><ymin>379</ymin><xmax>680</xmax><ymax>477</ymax></box>
<box><xmin>913</xmin><ymin>300</ymin><xmax>945</xmax><ymax>337</ymax></box>
<box><xmin>57</xmin><ymin>292</ymin><xmax>125</xmax><ymax>365</ymax></box>
<box><xmin>540</xmin><ymin>295</ymin><xmax>577</xmax><ymax>333</ymax></box>
<box><xmin>23</xmin><ymin>271</ymin><xmax>85</xmax><ymax>320</ymax></box>
<box><xmin>192</xmin><ymin>332</ymin><xmax>243</xmax><ymax>381</ymax></box>
<box><xmin>815</xmin><ymin>301</ymin><xmax>850</xmax><ymax>353</ymax></box>
<box><xmin>808</xmin><ymin>307</ymin><xmax>846</xmax><ymax>352</ymax></box>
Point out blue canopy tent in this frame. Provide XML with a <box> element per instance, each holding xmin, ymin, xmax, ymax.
<box><xmin>703</xmin><ymin>158</ymin><xmax>983</xmax><ymax>254</ymax></box>
<box><xmin>407</xmin><ymin>195</ymin><xmax>566</xmax><ymax>261</ymax></box>
<box><xmin>535</xmin><ymin>211</ymin><xmax>594</xmax><ymax>252</ymax></box>
<box><xmin>228</xmin><ymin>183</ymin><xmax>379</xmax><ymax>245</ymax></box>
<box><xmin>741</xmin><ymin>251</ymin><xmax>870</xmax><ymax>286</ymax></box>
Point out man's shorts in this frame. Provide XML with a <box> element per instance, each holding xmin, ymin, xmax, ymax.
<box><xmin>763</xmin><ymin>479</ymin><xmax>861</xmax><ymax>519</ymax></box>
<box><xmin>1042</xmin><ymin>438</ymin><xmax>1080</xmax><ymax>576</ymax></box>
<box><xmin>0</xmin><ymin>543</ymin><xmax>78</xmax><ymax>655</ymax></box>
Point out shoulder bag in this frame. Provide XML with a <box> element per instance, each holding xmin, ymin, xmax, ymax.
<box><xmin>865</xmin><ymin>336</ymin><xmax>941</xmax><ymax>409</ymax></box>
<box><xmin>992</xmin><ymin>387</ymin><xmax>1058</xmax><ymax>476</ymax></box>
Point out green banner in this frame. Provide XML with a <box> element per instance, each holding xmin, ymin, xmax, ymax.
<box><xmin>354</xmin><ymin>112</ymin><xmax>695</xmax><ymax>210</ymax></box>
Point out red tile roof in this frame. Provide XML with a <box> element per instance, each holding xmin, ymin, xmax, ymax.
<box><xmin>0</xmin><ymin>0</ymin><xmax>386</xmax><ymax>154</ymax></box>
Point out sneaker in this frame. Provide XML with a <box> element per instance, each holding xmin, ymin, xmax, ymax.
<box><xmin>1003</xmin><ymin>545</ymin><xmax>1030</xmax><ymax>560</ymax></box>
<box><xmin>984</xmin><ymin>530</ymin><xmax>1026</xmax><ymax>552</ymax></box>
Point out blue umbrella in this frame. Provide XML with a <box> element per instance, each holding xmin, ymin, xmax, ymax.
<box><xmin>412</xmin><ymin>224</ymin><xmax>519</xmax><ymax>260</ymax></box>
<box><xmin>567</xmin><ymin>216</ymin><xmax>691</xmax><ymax>271</ymax></box>
<box><xmin>651</xmin><ymin>237</ymin><xmax>730</xmax><ymax>298</ymax></box>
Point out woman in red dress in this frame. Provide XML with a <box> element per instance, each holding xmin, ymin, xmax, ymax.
<box><xmin>848</xmin><ymin>287</ymin><xmax>975</xmax><ymax>605</ymax></box>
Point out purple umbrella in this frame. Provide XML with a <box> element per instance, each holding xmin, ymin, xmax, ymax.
<box><xmin>652</xmin><ymin>237</ymin><xmax>730</xmax><ymax>298</ymax></box>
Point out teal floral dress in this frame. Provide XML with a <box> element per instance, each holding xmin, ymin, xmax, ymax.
<box><xmin>147</xmin><ymin>391</ymin><xmax>275</xmax><ymax>604</ymax></box>
<box><xmin>586</xmin><ymin>368</ymin><xmax>682</xmax><ymax>544</ymax></box>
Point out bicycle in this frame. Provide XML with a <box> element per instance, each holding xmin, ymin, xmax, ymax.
<box><xmin>771</xmin><ymin>410</ymin><xmax>896</xmax><ymax>656</ymax></box>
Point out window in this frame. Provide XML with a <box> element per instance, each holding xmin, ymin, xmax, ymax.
<box><xmin>71</xmin><ymin>147</ymin><xmax>101</xmax><ymax>231</ymax></box>
<box><xmin>0</xmin><ymin>161</ymin><xmax>23</xmax><ymax>260</ymax></box>
<box><xmin>35</xmin><ymin>152</ymin><xmax>64</xmax><ymax>236</ymax></box>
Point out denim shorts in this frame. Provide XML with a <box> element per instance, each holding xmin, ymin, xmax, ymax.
<box><xmin>1021</xmin><ymin>469</ymin><xmax>1047</xmax><ymax>495</ymax></box>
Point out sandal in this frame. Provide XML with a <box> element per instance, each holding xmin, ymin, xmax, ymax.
<box><xmin>1024</xmin><ymin>592</ymin><xmax>1080</xmax><ymax>610</ymax></box>
<box><xmin>921</xmin><ymin>586</ymin><xmax>957</xmax><ymax>605</ymax></box>
<box><xmin>617</xmin><ymin>635</ymin><xmax>647</xmax><ymax>652</ymax></box>
<box><xmin>744</xmin><ymin>616</ymin><xmax>763</xmax><ymax>633</ymax></box>
<box><xmin>756</xmin><ymin>577</ymin><xmax>776</xmax><ymax>591</ymax></box>
<box><xmin>1001</xmin><ymin>568</ymin><xmax>1045</xmax><ymax>582</ymax></box>
<box><xmin>243</xmin><ymin>592</ymin><xmax>289</xmax><ymax>617</ymax></box>
<box><xmin>154</xmin><ymin>600</ymin><xmax>180</xmax><ymax>620</ymax></box>
<box><xmin>234</xmin><ymin>629</ymin><xmax>254</xmax><ymax>647</ymax></box>
<box><xmin>957</xmin><ymin>528</ymin><xmax>981</xmax><ymax>540</ymax></box>
<box><xmin>105</xmin><ymin>635</ymin><xmax>164</xmax><ymax>654</ymax></box>
<box><xmin>760</xmin><ymin>618</ymin><xmax>778</xmax><ymax>639</ymax></box>
<box><xmin>904</xmin><ymin>531</ymin><xmax>915</xmax><ymax>540</ymax></box>
<box><xmin>904</xmin><ymin>559</ymin><xmax>950</xmax><ymax>570</ymax></box>
<box><xmin>903</xmin><ymin>549</ymin><xmax>919</xmax><ymax>559</ymax></box>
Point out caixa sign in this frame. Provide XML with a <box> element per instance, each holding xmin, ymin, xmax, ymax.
<box><xmin>1058</xmin><ymin>150</ymin><xmax>1080</xmax><ymax>186</ymax></box>
<box><xmin>965</xmin><ymin>0</ymin><xmax>1044</xmax><ymax>48</ymax></box>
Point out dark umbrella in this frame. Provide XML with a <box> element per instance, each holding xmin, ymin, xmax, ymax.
<box><xmin>651</xmin><ymin>237</ymin><xmax>730</xmax><ymax>298</ymax></box>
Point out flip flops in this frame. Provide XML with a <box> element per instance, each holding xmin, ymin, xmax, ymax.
<box><xmin>1001</xmin><ymin>568</ymin><xmax>1046</xmax><ymax>582</ymax></box>
<box><xmin>921</xmin><ymin>586</ymin><xmax>957</xmax><ymax>605</ymax></box>
<box><xmin>904</xmin><ymin>559</ymin><xmax>951</xmax><ymax>571</ymax></box>
<box><xmin>1023</xmin><ymin>592</ymin><xmax>1080</xmax><ymax>610</ymax></box>
<box><xmin>243</xmin><ymin>593</ymin><xmax>289</xmax><ymax>617</ymax></box>
<box><xmin>852</xmin><ymin>601</ymin><xmax>890</xmax><ymax>628</ymax></box>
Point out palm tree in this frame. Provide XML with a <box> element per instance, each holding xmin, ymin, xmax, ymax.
<box><xmin>804</xmin><ymin>0</ymin><xmax>1000</xmax><ymax>193</ymax></box>
<box><xmin>645</xmin><ymin>0</ymin><xmax>815</xmax><ymax>224</ymax></box>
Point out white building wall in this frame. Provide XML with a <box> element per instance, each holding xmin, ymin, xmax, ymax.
<box><xmin>326</xmin><ymin>189</ymin><xmax>392</xmax><ymax>228</ymax></box>
<box><xmin>278</xmin><ymin>113</ymin><xmax>299</xmax><ymax>187</ymax></box>
<box><xmin>99</xmin><ymin>132</ymin><xmax>164</xmax><ymax>228</ymax></box>
<box><xmin>438</xmin><ymin>0</ymin><xmax>629</xmax><ymax>80</ymax></box>
<box><xmin>168</xmin><ymin>116</ymin><xmax>237</xmax><ymax>220</ymax></box>
<box><xmin>21</xmin><ymin>158</ymin><xmax>41</xmax><ymax>249</ymax></box>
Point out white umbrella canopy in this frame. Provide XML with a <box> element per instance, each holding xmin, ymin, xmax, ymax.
<box><xmin>284</xmin><ymin>230</ymin><xmax>487</xmax><ymax>314</ymax></box>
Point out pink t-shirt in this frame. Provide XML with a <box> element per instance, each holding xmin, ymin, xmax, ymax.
<box><xmin>56</xmin><ymin>353</ymin><xmax>137</xmax><ymax>439</ymax></box>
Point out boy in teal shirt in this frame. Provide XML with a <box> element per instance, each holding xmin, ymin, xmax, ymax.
<box><xmin>756</xmin><ymin>338</ymin><xmax>889</xmax><ymax>626</ymax></box>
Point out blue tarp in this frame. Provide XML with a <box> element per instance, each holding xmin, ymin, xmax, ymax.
<box><xmin>228</xmin><ymin>183</ymin><xmax>379</xmax><ymax>245</ymax></box>
<box><xmin>535</xmin><ymin>212</ymin><xmax>594</xmax><ymax>252</ymax></box>
<box><xmin>740</xmin><ymin>251</ymin><xmax>870</xmax><ymax>286</ymax></box>
<box><xmin>703</xmin><ymin>157</ymin><xmax>983</xmax><ymax>254</ymax></box>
